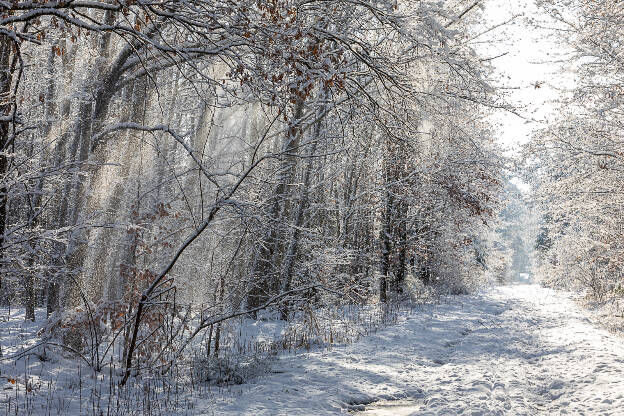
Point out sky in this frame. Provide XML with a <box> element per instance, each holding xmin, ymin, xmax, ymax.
<box><xmin>477</xmin><ymin>0</ymin><xmax>570</xmax><ymax>155</ymax></box>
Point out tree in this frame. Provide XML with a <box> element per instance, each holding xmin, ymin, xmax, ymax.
<box><xmin>528</xmin><ymin>0</ymin><xmax>624</xmax><ymax>297</ymax></box>
<box><xmin>0</xmin><ymin>0</ymin><xmax>508</xmax><ymax>386</ymax></box>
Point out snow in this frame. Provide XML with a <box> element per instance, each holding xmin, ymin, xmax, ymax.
<box><xmin>2</xmin><ymin>284</ymin><xmax>623</xmax><ymax>415</ymax></box>
<box><xmin>208</xmin><ymin>284</ymin><xmax>624</xmax><ymax>415</ymax></box>
<box><xmin>0</xmin><ymin>307</ymin><xmax>46</xmax><ymax>359</ymax></box>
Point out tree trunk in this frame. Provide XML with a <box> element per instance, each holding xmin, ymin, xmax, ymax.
<box><xmin>248</xmin><ymin>100</ymin><xmax>305</xmax><ymax>310</ymax></box>
<box><xmin>380</xmin><ymin>186</ymin><xmax>392</xmax><ymax>303</ymax></box>
<box><xmin>24</xmin><ymin>269</ymin><xmax>35</xmax><ymax>322</ymax></box>
<box><xmin>0</xmin><ymin>34</ymin><xmax>13</xmax><ymax>300</ymax></box>
<box><xmin>61</xmin><ymin>21</ymin><xmax>142</xmax><ymax>309</ymax></box>
<box><xmin>47</xmin><ymin>37</ymin><xmax>76</xmax><ymax>317</ymax></box>
<box><xmin>278</xmin><ymin>100</ymin><xmax>325</xmax><ymax>319</ymax></box>
<box><xmin>380</xmin><ymin>133</ymin><xmax>410</xmax><ymax>297</ymax></box>
<box><xmin>213</xmin><ymin>274</ymin><xmax>226</xmax><ymax>358</ymax></box>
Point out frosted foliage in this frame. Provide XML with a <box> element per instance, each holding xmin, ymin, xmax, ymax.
<box><xmin>3</xmin><ymin>1</ymin><xmax>621</xmax><ymax>414</ymax></box>
<box><xmin>528</xmin><ymin>0</ymin><xmax>624</xmax><ymax>306</ymax></box>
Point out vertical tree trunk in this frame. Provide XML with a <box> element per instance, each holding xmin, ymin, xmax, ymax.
<box><xmin>87</xmin><ymin>77</ymin><xmax>149</xmax><ymax>301</ymax></box>
<box><xmin>248</xmin><ymin>100</ymin><xmax>305</xmax><ymax>310</ymax></box>
<box><xmin>380</xmin><ymin>133</ymin><xmax>410</xmax><ymax>298</ymax></box>
<box><xmin>392</xmin><ymin>218</ymin><xmax>408</xmax><ymax>293</ymax></box>
<box><xmin>61</xmin><ymin>15</ymin><xmax>141</xmax><ymax>309</ymax></box>
<box><xmin>0</xmin><ymin>34</ymin><xmax>13</xmax><ymax>301</ymax></box>
<box><xmin>24</xmin><ymin>271</ymin><xmax>35</xmax><ymax>321</ymax></box>
<box><xmin>33</xmin><ymin>45</ymin><xmax>58</xmax><ymax>318</ymax></box>
<box><xmin>278</xmin><ymin>98</ymin><xmax>325</xmax><ymax>318</ymax></box>
<box><xmin>212</xmin><ymin>273</ymin><xmax>226</xmax><ymax>357</ymax></box>
<box><xmin>380</xmin><ymin>185</ymin><xmax>392</xmax><ymax>303</ymax></box>
<box><xmin>47</xmin><ymin>37</ymin><xmax>76</xmax><ymax>317</ymax></box>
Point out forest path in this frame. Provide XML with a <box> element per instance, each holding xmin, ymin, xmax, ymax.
<box><xmin>211</xmin><ymin>285</ymin><xmax>624</xmax><ymax>415</ymax></box>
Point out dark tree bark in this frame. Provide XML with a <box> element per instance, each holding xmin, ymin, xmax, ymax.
<box><xmin>379</xmin><ymin>133</ymin><xmax>411</xmax><ymax>299</ymax></box>
<box><xmin>0</xmin><ymin>35</ymin><xmax>13</xmax><ymax>301</ymax></box>
<box><xmin>248</xmin><ymin>100</ymin><xmax>305</xmax><ymax>311</ymax></box>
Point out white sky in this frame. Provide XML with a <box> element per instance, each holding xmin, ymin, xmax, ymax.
<box><xmin>477</xmin><ymin>0</ymin><xmax>570</xmax><ymax>155</ymax></box>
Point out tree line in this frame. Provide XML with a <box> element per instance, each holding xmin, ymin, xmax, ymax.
<box><xmin>1</xmin><ymin>0</ymin><xmax>505</xmax><ymax>376</ymax></box>
<box><xmin>529</xmin><ymin>0</ymin><xmax>624</xmax><ymax>302</ymax></box>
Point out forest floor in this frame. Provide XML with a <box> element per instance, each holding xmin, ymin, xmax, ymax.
<box><xmin>1</xmin><ymin>284</ymin><xmax>623</xmax><ymax>415</ymax></box>
<box><xmin>209</xmin><ymin>284</ymin><xmax>624</xmax><ymax>415</ymax></box>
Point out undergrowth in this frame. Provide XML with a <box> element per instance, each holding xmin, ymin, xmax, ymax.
<box><xmin>0</xmin><ymin>286</ymin><xmax>439</xmax><ymax>415</ymax></box>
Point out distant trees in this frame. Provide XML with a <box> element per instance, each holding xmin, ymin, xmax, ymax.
<box><xmin>1</xmin><ymin>0</ymin><xmax>505</xmax><ymax>379</ymax></box>
<box><xmin>491</xmin><ymin>180</ymin><xmax>535</xmax><ymax>283</ymax></box>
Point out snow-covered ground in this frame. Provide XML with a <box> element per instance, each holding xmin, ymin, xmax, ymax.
<box><xmin>2</xmin><ymin>284</ymin><xmax>623</xmax><ymax>415</ymax></box>
<box><xmin>208</xmin><ymin>284</ymin><xmax>624</xmax><ymax>415</ymax></box>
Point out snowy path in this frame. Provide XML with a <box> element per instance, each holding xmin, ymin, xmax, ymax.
<box><xmin>210</xmin><ymin>284</ymin><xmax>624</xmax><ymax>415</ymax></box>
